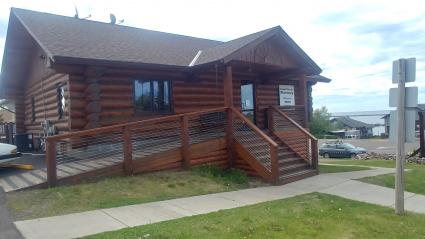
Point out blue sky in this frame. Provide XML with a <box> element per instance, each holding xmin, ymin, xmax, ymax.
<box><xmin>0</xmin><ymin>0</ymin><xmax>424</xmax><ymax>113</ymax></box>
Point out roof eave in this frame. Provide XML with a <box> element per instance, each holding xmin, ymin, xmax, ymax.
<box><xmin>52</xmin><ymin>55</ymin><xmax>189</xmax><ymax>71</ymax></box>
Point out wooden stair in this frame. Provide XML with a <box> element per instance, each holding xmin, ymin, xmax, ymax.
<box><xmin>268</xmin><ymin>132</ymin><xmax>317</xmax><ymax>184</ymax></box>
<box><xmin>237</xmin><ymin>131</ymin><xmax>318</xmax><ymax>184</ymax></box>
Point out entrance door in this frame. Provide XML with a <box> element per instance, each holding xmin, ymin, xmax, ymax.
<box><xmin>241</xmin><ymin>81</ymin><xmax>256</xmax><ymax>123</ymax></box>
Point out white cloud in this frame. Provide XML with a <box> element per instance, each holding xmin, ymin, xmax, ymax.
<box><xmin>1</xmin><ymin>0</ymin><xmax>425</xmax><ymax>112</ymax></box>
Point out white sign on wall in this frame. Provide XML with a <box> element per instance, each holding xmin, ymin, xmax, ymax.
<box><xmin>279</xmin><ymin>85</ymin><xmax>295</xmax><ymax>106</ymax></box>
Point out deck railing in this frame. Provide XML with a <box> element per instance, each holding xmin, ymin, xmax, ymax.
<box><xmin>231</xmin><ymin>108</ymin><xmax>279</xmax><ymax>183</ymax></box>
<box><xmin>268</xmin><ymin>105</ymin><xmax>318</xmax><ymax>169</ymax></box>
<box><xmin>45</xmin><ymin>107</ymin><xmax>227</xmax><ymax>186</ymax></box>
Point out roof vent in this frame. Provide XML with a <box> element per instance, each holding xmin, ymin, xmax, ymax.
<box><xmin>110</xmin><ymin>14</ymin><xmax>124</xmax><ymax>24</ymax></box>
<box><xmin>189</xmin><ymin>50</ymin><xmax>203</xmax><ymax>67</ymax></box>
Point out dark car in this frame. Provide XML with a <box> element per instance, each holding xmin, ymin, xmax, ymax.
<box><xmin>319</xmin><ymin>141</ymin><xmax>367</xmax><ymax>158</ymax></box>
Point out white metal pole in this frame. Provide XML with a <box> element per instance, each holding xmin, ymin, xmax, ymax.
<box><xmin>395</xmin><ymin>59</ymin><xmax>406</xmax><ymax>215</ymax></box>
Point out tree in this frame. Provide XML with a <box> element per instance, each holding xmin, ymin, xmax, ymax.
<box><xmin>310</xmin><ymin>106</ymin><xmax>333</xmax><ymax>138</ymax></box>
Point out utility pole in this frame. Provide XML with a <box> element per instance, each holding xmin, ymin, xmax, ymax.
<box><xmin>395</xmin><ymin>59</ymin><xmax>406</xmax><ymax>215</ymax></box>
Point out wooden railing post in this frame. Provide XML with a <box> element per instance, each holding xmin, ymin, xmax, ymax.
<box><xmin>270</xmin><ymin>143</ymin><xmax>279</xmax><ymax>184</ymax></box>
<box><xmin>123</xmin><ymin>126</ymin><xmax>134</xmax><ymax>175</ymax></box>
<box><xmin>311</xmin><ymin>139</ymin><xmax>318</xmax><ymax>169</ymax></box>
<box><xmin>226</xmin><ymin>108</ymin><xmax>234</xmax><ymax>168</ymax></box>
<box><xmin>180</xmin><ymin>114</ymin><xmax>190</xmax><ymax>169</ymax></box>
<box><xmin>267</xmin><ymin>107</ymin><xmax>274</xmax><ymax>132</ymax></box>
<box><xmin>45</xmin><ymin>138</ymin><xmax>57</xmax><ymax>187</ymax></box>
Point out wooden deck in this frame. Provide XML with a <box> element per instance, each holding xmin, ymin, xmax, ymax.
<box><xmin>1</xmin><ymin>106</ymin><xmax>318</xmax><ymax>192</ymax></box>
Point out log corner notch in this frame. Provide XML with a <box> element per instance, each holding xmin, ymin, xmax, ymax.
<box><xmin>84</xmin><ymin>67</ymin><xmax>106</xmax><ymax>129</ymax></box>
<box><xmin>223</xmin><ymin>65</ymin><xmax>234</xmax><ymax>168</ymax></box>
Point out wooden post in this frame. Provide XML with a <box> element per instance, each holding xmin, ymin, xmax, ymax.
<box><xmin>311</xmin><ymin>139</ymin><xmax>318</xmax><ymax>169</ymax></box>
<box><xmin>180</xmin><ymin>115</ymin><xmax>190</xmax><ymax>169</ymax></box>
<box><xmin>123</xmin><ymin>126</ymin><xmax>133</xmax><ymax>175</ymax></box>
<box><xmin>224</xmin><ymin>66</ymin><xmax>234</xmax><ymax>108</ymax></box>
<box><xmin>267</xmin><ymin>108</ymin><xmax>274</xmax><ymax>132</ymax></box>
<box><xmin>419</xmin><ymin>112</ymin><xmax>425</xmax><ymax>158</ymax></box>
<box><xmin>299</xmin><ymin>75</ymin><xmax>309</xmax><ymax>128</ymax></box>
<box><xmin>395</xmin><ymin>59</ymin><xmax>406</xmax><ymax>215</ymax></box>
<box><xmin>270</xmin><ymin>144</ymin><xmax>279</xmax><ymax>184</ymax></box>
<box><xmin>224</xmin><ymin>66</ymin><xmax>235</xmax><ymax>167</ymax></box>
<box><xmin>45</xmin><ymin>138</ymin><xmax>57</xmax><ymax>187</ymax></box>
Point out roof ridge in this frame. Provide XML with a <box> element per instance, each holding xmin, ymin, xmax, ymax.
<box><xmin>11</xmin><ymin>7</ymin><xmax>223</xmax><ymax>44</ymax></box>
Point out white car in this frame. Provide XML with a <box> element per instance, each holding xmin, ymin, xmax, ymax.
<box><xmin>0</xmin><ymin>143</ymin><xmax>21</xmax><ymax>166</ymax></box>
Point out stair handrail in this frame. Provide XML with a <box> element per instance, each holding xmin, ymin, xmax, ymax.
<box><xmin>270</xmin><ymin>105</ymin><xmax>318</xmax><ymax>169</ymax></box>
<box><xmin>231</xmin><ymin>107</ymin><xmax>279</xmax><ymax>183</ymax></box>
<box><xmin>231</xmin><ymin>108</ymin><xmax>278</xmax><ymax>147</ymax></box>
<box><xmin>270</xmin><ymin>106</ymin><xmax>317</xmax><ymax>141</ymax></box>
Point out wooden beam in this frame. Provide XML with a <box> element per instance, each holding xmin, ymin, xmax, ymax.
<box><xmin>180</xmin><ymin>115</ymin><xmax>190</xmax><ymax>169</ymax></box>
<box><xmin>223</xmin><ymin>66</ymin><xmax>233</xmax><ymax>107</ymax></box>
<box><xmin>45</xmin><ymin>138</ymin><xmax>57</xmax><ymax>187</ymax></box>
<box><xmin>123</xmin><ymin>126</ymin><xmax>134</xmax><ymax>175</ymax></box>
<box><xmin>223</xmin><ymin>66</ymin><xmax>235</xmax><ymax>167</ymax></box>
<box><xmin>226</xmin><ymin>107</ymin><xmax>234</xmax><ymax>167</ymax></box>
<box><xmin>298</xmin><ymin>75</ymin><xmax>309</xmax><ymax>128</ymax></box>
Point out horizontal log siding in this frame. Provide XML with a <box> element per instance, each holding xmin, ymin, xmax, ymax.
<box><xmin>66</xmin><ymin>68</ymin><xmax>306</xmax><ymax>131</ymax></box>
<box><xmin>256</xmin><ymin>77</ymin><xmax>304</xmax><ymax>129</ymax></box>
<box><xmin>23</xmin><ymin>73</ymin><xmax>70</xmax><ymax>135</ymax></box>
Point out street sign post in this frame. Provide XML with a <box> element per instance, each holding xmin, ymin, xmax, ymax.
<box><xmin>390</xmin><ymin>58</ymin><xmax>416</xmax><ymax>215</ymax></box>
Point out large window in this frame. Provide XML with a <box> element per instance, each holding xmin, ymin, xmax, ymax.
<box><xmin>134</xmin><ymin>80</ymin><xmax>171</xmax><ymax>113</ymax></box>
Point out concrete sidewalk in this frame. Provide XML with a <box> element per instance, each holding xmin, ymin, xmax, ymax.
<box><xmin>14</xmin><ymin>167</ymin><xmax>425</xmax><ymax>239</ymax></box>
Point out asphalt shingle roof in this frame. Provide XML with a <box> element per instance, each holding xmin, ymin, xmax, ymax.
<box><xmin>10</xmin><ymin>8</ymin><xmax>321</xmax><ymax>72</ymax></box>
<box><xmin>13</xmin><ymin>8</ymin><xmax>223</xmax><ymax>67</ymax></box>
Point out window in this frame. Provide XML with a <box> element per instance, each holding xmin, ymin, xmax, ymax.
<box><xmin>31</xmin><ymin>97</ymin><xmax>36</xmax><ymax>122</ymax></box>
<box><xmin>134</xmin><ymin>80</ymin><xmax>171</xmax><ymax>113</ymax></box>
<box><xmin>57</xmin><ymin>85</ymin><xmax>66</xmax><ymax>119</ymax></box>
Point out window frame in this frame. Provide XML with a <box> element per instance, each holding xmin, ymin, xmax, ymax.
<box><xmin>56</xmin><ymin>84</ymin><xmax>66</xmax><ymax>120</ymax></box>
<box><xmin>133</xmin><ymin>79</ymin><xmax>173</xmax><ymax>115</ymax></box>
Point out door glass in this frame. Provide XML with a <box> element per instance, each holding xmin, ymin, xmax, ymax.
<box><xmin>241</xmin><ymin>82</ymin><xmax>255</xmax><ymax>123</ymax></box>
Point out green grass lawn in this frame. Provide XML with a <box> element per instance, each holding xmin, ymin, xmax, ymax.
<box><xmin>322</xmin><ymin>159</ymin><xmax>425</xmax><ymax>195</ymax></box>
<box><xmin>319</xmin><ymin>164</ymin><xmax>370</xmax><ymax>173</ymax></box>
<box><xmin>7</xmin><ymin>166</ymin><xmax>264</xmax><ymax>220</ymax></box>
<box><xmin>85</xmin><ymin>193</ymin><xmax>425</xmax><ymax>239</ymax></box>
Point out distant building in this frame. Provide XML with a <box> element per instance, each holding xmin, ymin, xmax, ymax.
<box><xmin>330</xmin><ymin>117</ymin><xmax>374</xmax><ymax>138</ymax></box>
<box><xmin>382</xmin><ymin>104</ymin><xmax>425</xmax><ymax>137</ymax></box>
<box><xmin>331</xmin><ymin>110</ymin><xmax>388</xmax><ymax>137</ymax></box>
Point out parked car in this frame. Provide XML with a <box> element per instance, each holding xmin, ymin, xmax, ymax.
<box><xmin>0</xmin><ymin>143</ymin><xmax>21</xmax><ymax>166</ymax></box>
<box><xmin>319</xmin><ymin>141</ymin><xmax>367</xmax><ymax>158</ymax></box>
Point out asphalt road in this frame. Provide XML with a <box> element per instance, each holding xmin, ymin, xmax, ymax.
<box><xmin>0</xmin><ymin>154</ymin><xmax>45</xmax><ymax>178</ymax></box>
<box><xmin>318</xmin><ymin>138</ymin><xmax>420</xmax><ymax>154</ymax></box>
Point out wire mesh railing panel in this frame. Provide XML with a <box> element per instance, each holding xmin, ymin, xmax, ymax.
<box><xmin>131</xmin><ymin>120</ymin><xmax>182</xmax><ymax>160</ymax></box>
<box><xmin>188</xmin><ymin>111</ymin><xmax>227</xmax><ymax>144</ymax></box>
<box><xmin>233</xmin><ymin>116</ymin><xmax>272</xmax><ymax>172</ymax></box>
<box><xmin>55</xmin><ymin>130</ymin><xmax>124</xmax><ymax>166</ymax></box>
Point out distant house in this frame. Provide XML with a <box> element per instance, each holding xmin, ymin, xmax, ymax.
<box><xmin>382</xmin><ymin>104</ymin><xmax>425</xmax><ymax>137</ymax></box>
<box><xmin>330</xmin><ymin>117</ymin><xmax>374</xmax><ymax>138</ymax></box>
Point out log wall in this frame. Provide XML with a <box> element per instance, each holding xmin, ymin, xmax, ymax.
<box><xmin>18</xmin><ymin>46</ymin><xmax>70</xmax><ymax>135</ymax></box>
<box><xmin>65</xmin><ymin>67</ymin><xmax>305</xmax><ymax>131</ymax></box>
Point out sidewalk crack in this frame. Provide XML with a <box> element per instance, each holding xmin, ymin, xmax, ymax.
<box><xmin>101</xmin><ymin>210</ymin><xmax>130</xmax><ymax>227</ymax></box>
